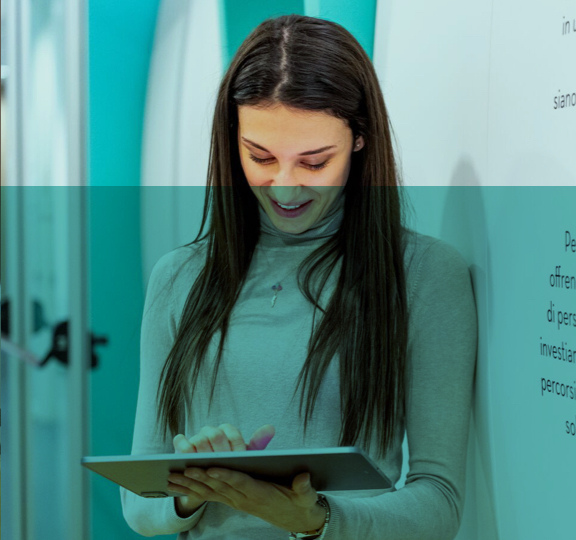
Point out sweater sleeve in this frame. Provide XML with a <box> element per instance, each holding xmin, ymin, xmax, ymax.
<box><xmin>321</xmin><ymin>239</ymin><xmax>478</xmax><ymax>540</ymax></box>
<box><xmin>120</xmin><ymin>249</ymin><xmax>208</xmax><ymax>536</ymax></box>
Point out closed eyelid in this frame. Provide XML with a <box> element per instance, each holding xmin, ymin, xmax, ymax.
<box><xmin>245</xmin><ymin>148</ymin><xmax>334</xmax><ymax>163</ymax></box>
<box><xmin>241</xmin><ymin>138</ymin><xmax>336</xmax><ymax>156</ymax></box>
<box><xmin>248</xmin><ymin>153</ymin><xmax>328</xmax><ymax>164</ymax></box>
<box><xmin>248</xmin><ymin>153</ymin><xmax>329</xmax><ymax>171</ymax></box>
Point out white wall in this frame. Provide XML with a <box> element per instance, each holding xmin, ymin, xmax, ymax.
<box><xmin>374</xmin><ymin>1</ymin><xmax>576</xmax><ymax>538</ymax></box>
<box><xmin>140</xmin><ymin>0</ymin><xmax>223</xmax><ymax>279</ymax></box>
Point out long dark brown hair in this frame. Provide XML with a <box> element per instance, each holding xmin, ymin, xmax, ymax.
<box><xmin>157</xmin><ymin>14</ymin><xmax>407</xmax><ymax>460</ymax></box>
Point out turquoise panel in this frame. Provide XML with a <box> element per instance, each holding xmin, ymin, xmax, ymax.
<box><xmin>88</xmin><ymin>1</ymin><xmax>172</xmax><ymax>539</ymax></box>
<box><xmin>221</xmin><ymin>0</ymin><xmax>376</xmax><ymax>65</ymax></box>
<box><xmin>89</xmin><ymin>0</ymin><xmax>160</xmax><ymax>189</ymax></box>
<box><xmin>221</xmin><ymin>0</ymin><xmax>304</xmax><ymax>66</ymax></box>
<box><xmin>304</xmin><ymin>0</ymin><xmax>377</xmax><ymax>58</ymax></box>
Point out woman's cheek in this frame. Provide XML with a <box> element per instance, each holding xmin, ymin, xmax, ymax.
<box><xmin>246</xmin><ymin>171</ymin><xmax>265</xmax><ymax>187</ymax></box>
<box><xmin>243</xmin><ymin>162</ymin><xmax>267</xmax><ymax>187</ymax></box>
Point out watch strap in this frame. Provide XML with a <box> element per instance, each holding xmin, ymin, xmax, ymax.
<box><xmin>288</xmin><ymin>494</ymin><xmax>330</xmax><ymax>540</ymax></box>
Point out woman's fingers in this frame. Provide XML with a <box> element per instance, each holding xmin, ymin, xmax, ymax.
<box><xmin>173</xmin><ymin>434</ymin><xmax>196</xmax><ymax>454</ymax></box>
<box><xmin>247</xmin><ymin>424</ymin><xmax>275</xmax><ymax>450</ymax></box>
<box><xmin>188</xmin><ymin>424</ymin><xmax>247</xmax><ymax>453</ymax></box>
<box><xmin>167</xmin><ymin>475</ymin><xmax>212</xmax><ymax>504</ymax></box>
<box><xmin>290</xmin><ymin>472</ymin><xmax>317</xmax><ymax>507</ymax></box>
<box><xmin>218</xmin><ymin>423</ymin><xmax>248</xmax><ymax>451</ymax></box>
<box><xmin>168</xmin><ymin>470</ymin><xmax>235</xmax><ymax>507</ymax></box>
<box><xmin>189</xmin><ymin>428</ymin><xmax>218</xmax><ymax>453</ymax></box>
<box><xmin>174</xmin><ymin>423</ymin><xmax>273</xmax><ymax>455</ymax></box>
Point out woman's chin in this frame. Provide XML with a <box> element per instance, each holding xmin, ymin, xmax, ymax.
<box><xmin>268</xmin><ymin>213</ymin><xmax>314</xmax><ymax>235</ymax></box>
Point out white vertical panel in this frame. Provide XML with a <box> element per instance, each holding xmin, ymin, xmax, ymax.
<box><xmin>67</xmin><ymin>187</ymin><xmax>90</xmax><ymax>540</ymax></box>
<box><xmin>373</xmin><ymin>3</ymin><xmax>496</xmax><ymax>540</ymax></box>
<box><xmin>5</xmin><ymin>1</ymin><xmax>30</xmax><ymax>538</ymax></box>
<box><xmin>141</xmin><ymin>0</ymin><xmax>223</xmax><ymax>280</ymax></box>
<box><xmin>3</xmin><ymin>0</ymin><xmax>90</xmax><ymax>539</ymax></box>
<box><xmin>487</xmin><ymin>1</ymin><xmax>576</xmax><ymax>187</ymax></box>
<box><xmin>374</xmin><ymin>1</ymin><xmax>575</xmax><ymax>539</ymax></box>
<box><xmin>373</xmin><ymin>0</ymin><xmax>492</xmax><ymax>187</ymax></box>
<box><xmin>64</xmin><ymin>0</ymin><xmax>90</xmax><ymax>535</ymax></box>
<box><xmin>2</xmin><ymin>193</ymin><xmax>28</xmax><ymax>540</ymax></box>
<box><xmin>482</xmin><ymin>0</ymin><xmax>575</xmax><ymax>537</ymax></box>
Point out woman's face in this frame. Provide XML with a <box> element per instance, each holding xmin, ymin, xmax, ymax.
<box><xmin>238</xmin><ymin>103</ymin><xmax>364</xmax><ymax>235</ymax></box>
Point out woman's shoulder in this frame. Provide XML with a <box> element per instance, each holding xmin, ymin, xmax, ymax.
<box><xmin>148</xmin><ymin>240</ymin><xmax>209</xmax><ymax>290</ymax></box>
<box><xmin>403</xmin><ymin>229</ymin><xmax>468</xmax><ymax>268</ymax></box>
<box><xmin>402</xmin><ymin>229</ymin><xmax>472</xmax><ymax>302</ymax></box>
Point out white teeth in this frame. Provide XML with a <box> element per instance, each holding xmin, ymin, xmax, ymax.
<box><xmin>277</xmin><ymin>202</ymin><xmax>302</xmax><ymax>210</ymax></box>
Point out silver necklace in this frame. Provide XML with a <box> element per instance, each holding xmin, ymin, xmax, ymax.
<box><xmin>258</xmin><ymin>248</ymin><xmax>301</xmax><ymax>308</ymax></box>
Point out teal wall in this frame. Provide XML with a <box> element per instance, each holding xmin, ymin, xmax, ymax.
<box><xmin>88</xmin><ymin>1</ymin><xmax>378</xmax><ymax>538</ymax></box>
<box><xmin>88</xmin><ymin>1</ymin><xmax>167</xmax><ymax>539</ymax></box>
<box><xmin>221</xmin><ymin>0</ymin><xmax>305</xmax><ymax>65</ymax></box>
<box><xmin>304</xmin><ymin>0</ymin><xmax>377</xmax><ymax>58</ymax></box>
<box><xmin>221</xmin><ymin>0</ymin><xmax>377</xmax><ymax>66</ymax></box>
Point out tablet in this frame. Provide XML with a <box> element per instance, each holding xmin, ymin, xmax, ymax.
<box><xmin>82</xmin><ymin>447</ymin><xmax>392</xmax><ymax>498</ymax></box>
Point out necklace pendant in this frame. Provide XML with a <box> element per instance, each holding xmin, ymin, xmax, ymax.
<box><xmin>271</xmin><ymin>282</ymin><xmax>282</xmax><ymax>308</ymax></box>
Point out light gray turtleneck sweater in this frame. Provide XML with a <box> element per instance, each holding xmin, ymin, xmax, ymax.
<box><xmin>121</xmin><ymin>193</ymin><xmax>478</xmax><ymax>539</ymax></box>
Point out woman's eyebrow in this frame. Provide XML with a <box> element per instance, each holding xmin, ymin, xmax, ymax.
<box><xmin>241</xmin><ymin>137</ymin><xmax>336</xmax><ymax>156</ymax></box>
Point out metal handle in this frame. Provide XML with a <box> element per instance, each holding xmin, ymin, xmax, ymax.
<box><xmin>1</xmin><ymin>335</ymin><xmax>43</xmax><ymax>367</ymax></box>
<box><xmin>39</xmin><ymin>320</ymin><xmax>108</xmax><ymax>369</ymax></box>
<box><xmin>1</xmin><ymin>324</ymin><xmax>108</xmax><ymax>369</ymax></box>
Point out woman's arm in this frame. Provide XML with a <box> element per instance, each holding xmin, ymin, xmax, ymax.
<box><xmin>120</xmin><ymin>248</ymin><xmax>208</xmax><ymax>536</ymax></box>
<box><xmin>321</xmin><ymin>238</ymin><xmax>478</xmax><ymax>540</ymax></box>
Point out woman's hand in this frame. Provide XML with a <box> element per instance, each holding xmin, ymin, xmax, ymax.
<box><xmin>171</xmin><ymin>466</ymin><xmax>326</xmax><ymax>533</ymax></box>
<box><xmin>168</xmin><ymin>423</ymin><xmax>276</xmax><ymax>518</ymax></box>
<box><xmin>168</xmin><ymin>423</ymin><xmax>326</xmax><ymax>532</ymax></box>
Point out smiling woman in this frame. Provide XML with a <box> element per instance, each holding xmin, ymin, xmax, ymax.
<box><xmin>238</xmin><ymin>103</ymin><xmax>364</xmax><ymax>234</ymax></box>
<box><xmin>121</xmin><ymin>14</ymin><xmax>477</xmax><ymax>540</ymax></box>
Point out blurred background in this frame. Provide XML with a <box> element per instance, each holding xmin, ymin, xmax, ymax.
<box><xmin>1</xmin><ymin>2</ymin><xmax>382</xmax><ymax>539</ymax></box>
<box><xmin>1</xmin><ymin>1</ymin><xmax>574</xmax><ymax>539</ymax></box>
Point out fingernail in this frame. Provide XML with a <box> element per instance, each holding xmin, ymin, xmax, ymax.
<box><xmin>207</xmin><ymin>471</ymin><xmax>219</xmax><ymax>479</ymax></box>
<box><xmin>185</xmin><ymin>469</ymin><xmax>199</xmax><ymax>479</ymax></box>
<box><xmin>251</xmin><ymin>433</ymin><xmax>274</xmax><ymax>450</ymax></box>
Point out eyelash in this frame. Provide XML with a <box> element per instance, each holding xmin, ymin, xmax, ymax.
<box><xmin>248</xmin><ymin>154</ymin><xmax>329</xmax><ymax>171</ymax></box>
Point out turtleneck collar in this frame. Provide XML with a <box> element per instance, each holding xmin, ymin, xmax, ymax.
<box><xmin>258</xmin><ymin>189</ymin><xmax>345</xmax><ymax>248</ymax></box>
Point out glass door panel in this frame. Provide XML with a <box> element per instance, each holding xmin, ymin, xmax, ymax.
<box><xmin>1</xmin><ymin>1</ymin><xmax>89</xmax><ymax>539</ymax></box>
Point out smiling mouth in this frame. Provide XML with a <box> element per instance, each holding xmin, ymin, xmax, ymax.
<box><xmin>271</xmin><ymin>199</ymin><xmax>312</xmax><ymax>210</ymax></box>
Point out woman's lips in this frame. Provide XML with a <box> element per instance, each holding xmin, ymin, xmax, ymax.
<box><xmin>271</xmin><ymin>198</ymin><xmax>311</xmax><ymax>207</ymax></box>
<box><xmin>270</xmin><ymin>198</ymin><xmax>313</xmax><ymax>218</ymax></box>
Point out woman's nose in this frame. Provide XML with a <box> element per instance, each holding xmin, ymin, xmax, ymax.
<box><xmin>270</xmin><ymin>163</ymin><xmax>300</xmax><ymax>186</ymax></box>
<box><xmin>271</xmin><ymin>165</ymin><xmax>296</xmax><ymax>186</ymax></box>
<box><xmin>269</xmin><ymin>185</ymin><xmax>303</xmax><ymax>204</ymax></box>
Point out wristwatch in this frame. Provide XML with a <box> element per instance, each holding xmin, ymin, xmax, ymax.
<box><xmin>289</xmin><ymin>494</ymin><xmax>330</xmax><ymax>540</ymax></box>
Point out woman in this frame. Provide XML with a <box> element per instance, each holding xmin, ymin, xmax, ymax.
<box><xmin>121</xmin><ymin>14</ymin><xmax>477</xmax><ymax>540</ymax></box>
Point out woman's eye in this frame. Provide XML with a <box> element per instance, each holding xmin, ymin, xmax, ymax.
<box><xmin>306</xmin><ymin>161</ymin><xmax>328</xmax><ymax>171</ymax></box>
<box><xmin>248</xmin><ymin>154</ymin><xmax>273</xmax><ymax>164</ymax></box>
<box><xmin>248</xmin><ymin>154</ymin><xmax>328</xmax><ymax>171</ymax></box>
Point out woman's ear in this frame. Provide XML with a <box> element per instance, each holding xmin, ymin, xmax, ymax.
<box><xmin>353</xmin><ymin>135</ymin><xmax>365</xmax><ymax>151</ymax></box>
